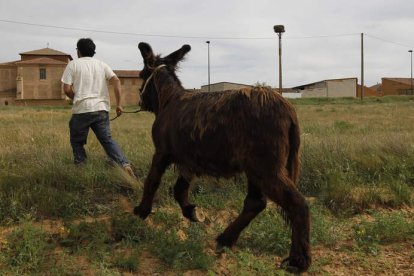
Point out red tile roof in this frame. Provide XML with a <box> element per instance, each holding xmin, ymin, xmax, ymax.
<box><xmin>382</xmin><ymin>78</ymin><xmax>413</xmax><ymax>85</ymax></box>
<box><xmin>15</xmin><ymin>57</ymin><xmax>68</xmax><ymax>65</ymax></box>
<box><xmin>0</xmin><ymin>60</ymin><xmax>19</xmax><ymax>66</ymax></box>
<box><xmin>19</xmin><ymin>48</ymin><xmax>71</xmax><ymax>56</ymax></box>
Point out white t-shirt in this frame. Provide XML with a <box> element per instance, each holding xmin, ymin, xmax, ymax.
<box><xmin>61</xmin><ymin>57</ymin><xmax>116</xmax><ymax>114</ymax></box>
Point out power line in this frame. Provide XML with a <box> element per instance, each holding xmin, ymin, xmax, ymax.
<box><xmin>2</xmin><ymin>19</ymin><xmax>413</xmax><ymax>48</ymax></box>
<box><xmin>286</xmin><ymin>33</ymin><xmax>359</xmax><ymax>39</ymax></box>
<box><xmin>0</xmin><ymin>18</ymin><xmax>358</xmax><ymax>41</ymax></box>
<box><xmin>365</xmin><ymin>33</ymin><xmax>413</xmax><ymax>48</ymax></box>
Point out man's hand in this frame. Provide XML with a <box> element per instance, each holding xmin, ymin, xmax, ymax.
<box><xmin>116</xmin><ymin>105</ymin><xmax>123</xmax><ymax>116</ymax></box>
<box><xmin>63</xmin><ymin>83</ymin><xmax>75</xmax><ymax>99</ymax></box>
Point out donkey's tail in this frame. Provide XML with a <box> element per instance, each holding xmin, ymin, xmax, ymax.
<box><xmin>287</xmin><ymin>120</ymin><xmax>301</xmax><ymax>185</ymax></box>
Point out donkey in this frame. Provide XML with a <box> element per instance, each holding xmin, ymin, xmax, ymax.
<box><xmin>134</xmin><ymin>42</ymin><xmax>311</xmax><ymax>273</ymax></box>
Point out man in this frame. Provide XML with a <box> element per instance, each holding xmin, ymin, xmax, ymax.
<box><xmin>61</xmin><ymin>38</ymin><xmax>135</xmax><ymax>177</ymax></box>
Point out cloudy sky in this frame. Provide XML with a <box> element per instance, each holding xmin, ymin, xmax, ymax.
<box><xmin>1</xmin><ymin>0</ymin><xmax>414</xmax><ymax>89</ymax></box>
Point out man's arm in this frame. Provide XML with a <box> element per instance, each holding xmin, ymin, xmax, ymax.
<box><xmin>63</xmin><ymin>83</ymin><xmax>75</xmax><ymax>99</ymax></box>
<box><xmin>109</xmin><ymin>76</ymin><xmax>123</xmax><ymax>115</ymax></box>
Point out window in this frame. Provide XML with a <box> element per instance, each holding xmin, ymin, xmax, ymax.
<box><xmin>39</xmin><ymin>68</ymin><xmax>46</xmax><ymax>80</ymax></box>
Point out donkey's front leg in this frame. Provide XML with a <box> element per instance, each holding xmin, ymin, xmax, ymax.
<box><xmin>134</xmin><ymin>153</ymin><xmax>170</xmax><ymax>219</ymax></box>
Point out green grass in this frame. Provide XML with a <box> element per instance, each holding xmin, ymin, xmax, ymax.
<box><xmin>238</xmin><ymin>208</ymin><xmax>291</xmax><ymax>255</ymax></box>
<box><xmin>0</xmin><ymin>97</ymin><xmax>414</xmax><ymax>274</ymax></box>
<box><xmin>1</xmin><ymin>217</ymin><xmax>50</xmax><ymax>273</ymax></box>
<box><xmin>354</xmin><ymin>212</ymin><xmax>414</xmax><ymax>250</ymax></box>
<box><xmin>149</xmin><ymin>223</ymin><xmax>214</xmax><ymax>270</ymax></box>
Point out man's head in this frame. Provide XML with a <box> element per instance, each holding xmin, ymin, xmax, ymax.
<box><xmin>76</xmin><ymin>38</ymin><xmax>96</xmax><ymax>57</ymax></box>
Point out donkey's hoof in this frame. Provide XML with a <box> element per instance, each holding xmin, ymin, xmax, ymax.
<box><xmin>280</xmin><ymin>256</ymin><xmax>311</xmax><ymax>274</ymax></box>
<box><xmin>215</xmin><ymin>243</ymin><xmax>228</xmax><ymax>254</ymax></box>
<box><xmin>280</xmin><ymin>258</ymin><xmax>300</xmax><ymax>274</ymax></box>
<box><xmin>183</xmin><ymin>205</ymin><xmax>205</xmax><ymax>222</ymax></box>
<box><xmin>215</xmin><ymin>234</ymin><xmax>234</xmax><ymax>254</ymax></box>
<box><xmin>133</xmin><ymin>205</ymin><xmax>151</xmax><ymax>219</ymax></box>
<box><xmin>214</xmin><ymin>244</ymin><xmax>227</xmax><ymax>255</ymax></box>
<box><xmin>190</xmin><ymin>207</ymin><xmax>206</xmax><ymax>222</ymax></box>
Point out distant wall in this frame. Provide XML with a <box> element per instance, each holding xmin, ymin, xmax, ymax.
<box><xmin>0</xmin><ymin>66</ymin><xmax>17</xmax><ymax>93</ymax></box>
<box><xmin>301</xmin><ymin>87</ymin><xmax>327</xmax><ymax>98</ymax></box>
<box><xmin>301</xmin><ymin>78</ymin><xmax>357</xmax><ymax>98</ymax></box>
<box><xmin>356</xmin><ymin>85</ymin><xmax>379</xmax><ymax>97</ymax></box>
<box><xmin>108</xmin><ymin>77</ymin><xmax>143</xmax><ymax>106</ymax></box>
<box><xmin>282</xmin><ymin>92</ymin><xmax>302</xmax><ymax>99</ymax></box>
<box><xmin>14</xmin><ymin>99</ymin><xmax>68</xmax><ymax>106</ymax></box>
<box><xmin>18</xmin><ymin>65</ymin><xmax>66</xmax><ymax>100</ymax></box>
<box><xmin>326</xmin><ymin>79</ymin><xmax>356</xmax><ymax>97</ymax></box>
<box><xmin>382</xmin><ymin>79</ymin><xmax>413</xmax><ymax>95</ymax></box>
<box><xmin>201</xmin><ymin>82</ymin><xmax>252</xmax><ymax>92</ymax></box>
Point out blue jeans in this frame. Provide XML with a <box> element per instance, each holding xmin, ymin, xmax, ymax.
<box><xmin>69</xmin><ymin>111</ymin><xmax>129</xmax><ymax>166</ymax></box>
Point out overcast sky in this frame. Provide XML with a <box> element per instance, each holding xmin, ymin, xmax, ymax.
<box><xmin>1</xmin><ymin>0</ymin><xmax>414</xmax><ymax>89</ymax></box>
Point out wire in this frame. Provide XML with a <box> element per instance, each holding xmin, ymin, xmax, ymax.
<box><xmin>365</xmin><ymin>34</ymin><xmax>413</xmax><ymax>49</ymax></box>
<box><xmin>0</xmin><ymin>18</ymin><xmax>358</xmax><ymax>41</ymax></box>
<box><xmin>2</xmin><ymin>19</ymin><xmax>413</xmax><ymax>48</ymax></box>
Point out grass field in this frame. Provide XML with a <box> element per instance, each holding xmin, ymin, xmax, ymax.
<box><xmin>0</xmin><ymin>96</ymin><xmax>414</xmax><ymax>275</ymax></box>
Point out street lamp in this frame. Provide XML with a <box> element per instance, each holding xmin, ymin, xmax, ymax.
<box><xmin>409</xmin><ymin>50</ymin><xmax>413</xmax><ymax>95</ymax></box>
<box><xmin>274</xmin><ymin>25</ymin><xmax>285</xmax><ymax>94</ymax></box>
<box><xmin>206</xmin><ymin>41</ymin><xmax>211</xmax><ymax>92</ymax></box>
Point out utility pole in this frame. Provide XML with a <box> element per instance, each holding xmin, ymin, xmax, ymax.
<box><xmin>206</xmin><ymin>41</ymin><xmax>211</xmax><ymax>92</ymax></box>
<box><xmin>361</xmin><ymin>33</ymin><xmax>364</xmax><ymax>100</ymax></box>
<box><xmin>409</xmin><ymin>50</ymin><xmax>413</xmax><ymax>95</ymax></box>
<box><xmin>274</xmin><ymin>25</ymin><xmax>285</xmax><ymax>94</ymax></box>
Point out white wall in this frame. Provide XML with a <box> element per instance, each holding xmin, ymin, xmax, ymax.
<box><xmin>301</xmin><ymin>78</ymin><xmax>357</xmax><ymax>98</ymax></box>
<box><xmin>282</xmin><ymin>92</ymin><xmax>302</xmax><ymax>98</ymax></box>
<box><xmin>326</xmin><ymin>79</ymin><xmax>356</xmax><ymax>97</ymax></box>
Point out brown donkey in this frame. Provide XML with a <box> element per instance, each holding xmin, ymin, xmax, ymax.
<box><xmin>134</xmin><ymin>42</ymin><xmax>311</xmax><ymax>273</ymax></box>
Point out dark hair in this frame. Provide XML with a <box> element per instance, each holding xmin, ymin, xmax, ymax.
<box><xmin>77</xmin><ymin>38</ymin><xmax>96</xmax><ymax>57</ymax></box>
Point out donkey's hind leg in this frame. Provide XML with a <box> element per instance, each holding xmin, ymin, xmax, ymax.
<box><xmin>216</xmin><ymin>177</ymin><xmax>266</xmax><ymax>249</ymax></box>
<box><xmin>264</xmin><ymin>171</ymin><xmax>311</xmax><ymax>273</ymax></box>
<box><xmin>173</xmin><ymin>174</ymin><xmax>203</xmax><ymax>222</ymax></box>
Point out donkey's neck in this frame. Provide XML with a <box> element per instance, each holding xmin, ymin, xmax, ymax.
<box><xmin>156</xmin><ymin>74</ymin><xmax>185</xmax><ymax>113</ymax></box>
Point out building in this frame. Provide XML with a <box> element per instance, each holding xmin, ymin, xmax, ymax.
<box><xmin>357</xmin><ymin>84</ymin><xmax>379</xmax><ymax>98</ymax></box>
<box><xmin>0</xmin><ymin>48</ymin><xmax>142</xmax><ymax>106</ymax></box>
<box><xmin>0</xmin><ymin>48</ymin><xmax>72</xmax><ymax>105</ymax></box>
<box><xmin>292</xmin><ymin>78</ymin><xmax>358</xmax><ymax>98</ymax></box>
<box><xmin>369</xmin><ymin>83</ymin><xmax>383</xmax><ymax>96</ymax></box>
<box><xmin>381</xmin><ymin>78</ymin><xmax>414</xmax><ymax>96</ymax></box>
<box><xmin>112</xmin><ymin>70</ymin><xmax>141</xmax><ymax>106</ymax></box>
<box><xmin>281</xmin><ymin>89</ymin><xmax>302</xmax><ymax>99</ymax></box>
<box><xmin>200</xmin><ymin>82</ymin><xmax>252</xmax><ymax>92</ymax></box>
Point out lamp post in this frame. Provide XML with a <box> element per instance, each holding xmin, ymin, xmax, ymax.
<box><xmin>409</xmin><ymin>50</ymin><xmax>413</xmax><ymax>95</ymax></box>
<box><xmin>206</xmin><ymin>41</ymin><xmax>211</xmax><ymax>92</ymax></box>
<box><xmin>274</xmin><ymin>25</ymin><xmax>285</xmax><ymax>94</ymax></box>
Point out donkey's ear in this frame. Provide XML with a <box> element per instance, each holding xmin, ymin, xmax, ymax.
<box><xmin>138</xmin><ymin>42</ymin><xmax>155</xmax><ymax>63</ymax></box>
<box><xmin>165</xmin><ymin>44</ymin><xmax>191</xmax><ymax>66</ymax></box>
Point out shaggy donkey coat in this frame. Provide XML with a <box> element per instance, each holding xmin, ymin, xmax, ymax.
<box><xmin>134</xmin><ymin>42</ymin><xmax>311</xmax><ymax>273</ymax></box>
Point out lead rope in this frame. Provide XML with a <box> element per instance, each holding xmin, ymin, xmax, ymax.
<box><xmin>110</xmin><ymin>109</ymin><xmax>142</xmax><ymax>121</ymax></box>
<box><xmin>110</xmin><ymin>64</ymin><xmax>166</xmax><ymax>122</ymax></box>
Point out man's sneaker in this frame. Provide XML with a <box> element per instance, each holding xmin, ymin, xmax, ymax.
<box><xmin>123</xmin><ymin>164</ymin><xmax>137</xmax><ymax>179</ymax></box>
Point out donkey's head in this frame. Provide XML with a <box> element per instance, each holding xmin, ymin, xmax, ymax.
<box><xmin>138</xmin><ymin>42</ymin><xmax>191</xmax><ymax>113</ymax></box>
